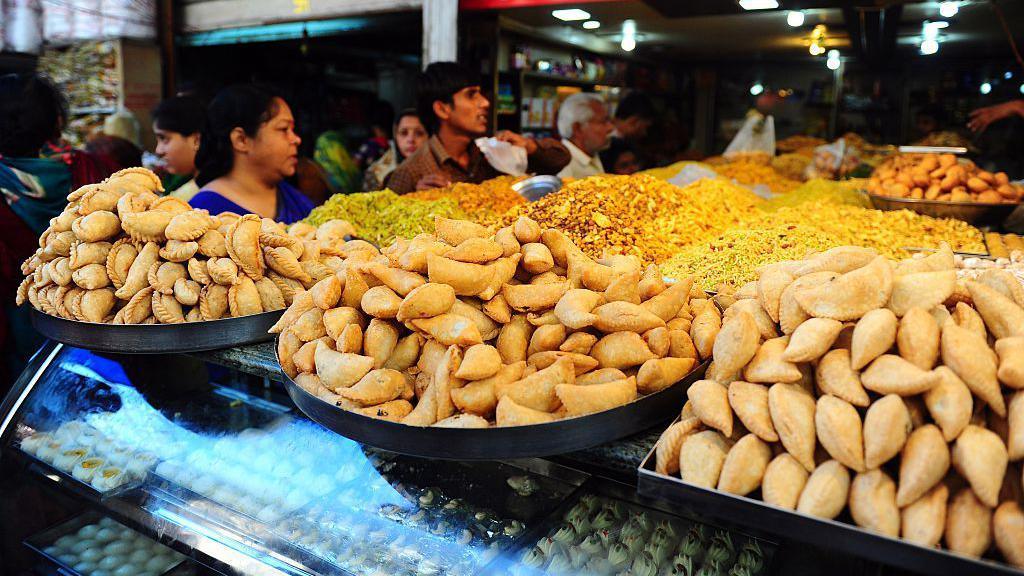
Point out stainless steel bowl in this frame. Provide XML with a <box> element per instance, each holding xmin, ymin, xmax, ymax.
<box><xmin>512</xmin><ymin>175</ymin><xmax>562</xmax><ymax>201</ymax></box>
<box><xmin>868</xmin><ymin>193</ymin><xmax>1020</xmax><ymax>226</ymax></box>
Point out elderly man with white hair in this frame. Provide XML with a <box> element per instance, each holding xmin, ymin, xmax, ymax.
<box><xmin>555</xmin><ymin>92</ymin><xmax>613</xmax><ymax>179</ymax></box>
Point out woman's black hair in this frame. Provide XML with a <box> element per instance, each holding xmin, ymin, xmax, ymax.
<box><xmin>416</xmin><ymin>62</ymin><xmax>478</xmax><ymax>133</ymax></box>
<box><xmin>195</xmin><ymin>84</ymin><xmax>281</xmax><ymax>186</ymax></box>
<box><xmin>0</xmin><ymin>73</ymin><xmax>67</xmax><ymax>157</ymax></box>
<box><xmin>152</xmin><ymin>95</ymin><xmax>206</xmax><ymax>136</ymax></box>
<box><xmin>394</xmin><ymin>108</ymin><xmax>422</xmax><ymax>131</ymax></box>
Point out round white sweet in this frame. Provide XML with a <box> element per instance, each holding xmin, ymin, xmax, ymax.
<box><xmin>79</xmin><ymin>547</ymin><xmax>104</xmax><ymax>563</ymax></box>
<box><xmin>56</xmin><ymin>552</ymin><xmax>79</xmax><ymax>565</ymax></box>
<box><xmin>104</xmin><ymin>541</ymin><xmax>132</xmax><ymax>556</ymax></box>
<box><xmin>72</xmin><ymin>560</ymin><xmax>97</xmax><ymax>573</ymax></box>
<box><xmin>69</xmin><ymin>539</ymin><xmax>95</xmax><ymax>555</ymax></box>
<box><xmin>53</xmin><ymin>535</ymin><xmax>77</xmax><ymax>550</ymax></box>
<box><xmin>76</xmin><ymin>524</ymin><xmax>101</xmax><ymax>539</ymax></box>
<box><xmin>127</xmin><ymin>549</ymin><xmax>151</xmax><ymax>564</ymax></box>
<box><xmin>144</xmin><ymin>555</ymin><xmax>172</xmax><ymax>572</ymax></box>
<box><xmin>113</xmin><ymin>563</ymin><xmax>138</xmax><ymax>576</ymax></box>
<box><xmin>98</xmin><ymin>554</ymin><xmax>126</xmax><ymax>570</ymax></box>
<box><xmin>94</xmin><ymin>527</ymin><xmax>118</xmax><ymax>542</ymax></box>
<box><xmin>98</xmin><ymin>517</ymin><xmax>117</xmax><ymax>528</ymax></box>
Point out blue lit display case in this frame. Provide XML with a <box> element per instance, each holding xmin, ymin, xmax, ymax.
<box><xmin>0</xmin><ymin>342</ymin><xmax>848</xmax><ymax>576</ymax></box>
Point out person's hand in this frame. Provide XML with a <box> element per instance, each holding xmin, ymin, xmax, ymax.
<box><xmin>415</xmin><ymin>173</ymin><xmax>450</xmax><ymax>190</ymax></box>
<box><xmin>968</xmin><ymin>100</ymin><xmax>1024</xmax><ymax>134</ymax></box>
<box><xmin>495</xmin><ymin>130</ymin><xmax>538</xmax><ymax>154</ymax></box>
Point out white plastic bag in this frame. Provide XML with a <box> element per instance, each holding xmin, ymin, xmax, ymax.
<box><xmin>668</xmin><ymin>164</ymin><xmax>719</xmax><ymax>188</ymax></box>
<box><xmin>724</xmin><ymin>112</ymin><xmax>775</xmax><ymax>159</ymax></box>
<box><xmin>805</xmin><ymin>137</ymin><xmax>860</xmax><ymax>180</ymax></box>
<box><xmin>475</xmin><ymin>137</ymin><xmax>528</xmax><ymax>176</ymax></box>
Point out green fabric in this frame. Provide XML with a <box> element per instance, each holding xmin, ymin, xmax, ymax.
<box><xmin>314</xmin><ymin>131</ymin><xmax>361</xmax><ymax>194</ymax></box>
<box><xmin>0</xmin><ymin>156</ymin><xmax>72</xmax><ymax>235</ymax></box>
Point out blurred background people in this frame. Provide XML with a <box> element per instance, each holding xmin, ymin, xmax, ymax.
<box><xmin>192</xmin><ymin>84</ymin><xmax>312</xmax><ymax>223</ymax></box>
<box><xmin>604</xmin><ymin>139</ymin><xmax>642</xmax><ymax>175</ymax></box>
<box><xmin>968</xmin><ymin>99</ymin><xmax>1024</xmax><ymax>134</ymax></box>
<box><xmin>84</xmin><ymin>134</ymin><xmax>142</xmax><ymax>176</ymax></box>
<box><xmin>602</xmin><ymin>91</ymin><xmax>654</xmax><ymax>170</ymax></box>
<box><xmin>152</xmin><ymin>94</ymin><xmax>205</xmax><ymax>201</ymax></box>
<box><xmin>388</xmin><ymin>62</ymin><xmax>569</xmax><ymax>194</ymax></box>
<box><xmin>556</xmin><ymin>92</ymin><xmax>613</xmax><ymax>179</ymax></box>
<box><xmin>313</xmin><ymin>95</ymin><xmax>362</xmax><ymax>195</ymax></box>
<box><xmin>363</xmin><ymin>108</ymin><xmax>428</xmax><ymax>191</ymax></box>
<box><xmin>353</xmin><ymin>99</ymin><xmax>395</xmax><ymax>171</ymax></box>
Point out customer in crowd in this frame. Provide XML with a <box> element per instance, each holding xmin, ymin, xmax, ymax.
<box><xmin>152</xmin><ymin>94</ymin><xmax>205</xmax><ymax>201</ymax></box>
<box><xmin>363</xmin><ymin>109</ymin><xmax>429</xmax><ymax>191</ymax></box>
<box><xmin>191</xmin><ymin>84</ymin><xmax>313</xmax><ymax>223</ymax></box>
<box><xmin>604</xmin><ymin>139</ymin><xmax>642</xmax><ymax>175</ymax></box>
<box><xmin>555</xmin><ymin>92</ymin><xmax>613</xmax><ymax>179</ymax></box>
<box><xmin>314</xmin><ymin>96</ymin><xmax>362</xmax><ymax>194</ymax></box>
<box><xmin>0</xmin><ymin>73</ymin><xmax>109</xmax><ymax>384</ymax></box>
<box><xmin>968</xmin><ymin>99</ymin><xmax>1024</xmax><ymax>134</ymax></box>
<box><xmin>602</xmin><ymin>91</ymin><xmax>654</xmax><ymax>170</ymax></box>
<box><xmin>353</xmin><ymin>99</ymin><xmax>395</xmax><ymax>171</ymax></box>
<box><xmin>388</xmin><ymin>62</ymin><xmax>570</xmax><ymax>194</ymax></box>
<box><xmin>85</xmin><ymin>134</ymin><xmax>143</xmax><ymax>175</ymax></box>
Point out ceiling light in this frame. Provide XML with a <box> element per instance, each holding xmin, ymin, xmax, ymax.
<box><xmin>750</xmin><ymin>83</ymin><xmax>764</xmax><ymax>96</ymax></box>
<box><xmin>1019</xmin><ymin>83</ymin><xmax>1024</xmax><ymax>95</ymax></box>
<box><xmin>621</xmin><ymin>19</ymin><xmax>637</xmax><ymax>52</ymax></box>
<box><xmin>787</xmin><ymin>11</ymin><xmax>805</xmax><ymax>27</ymax></box>
<box><xmin>582</xmin><ymin>20</ymin><xmax>600</xmax><ymax>30</ymax></box>
<box><xmin>738</xmin><ymin>0</ymin><xmax>779</xmax><ymax>10</ymax></box>
<box><xmin>939</xmin><ymin>2</ymin><xmax>958</xmax><ymax>18</ymax></box>
<box><xmin>552</xmin><ymin>8</ymin><xmax>590</xmax><ymax>22</ymax></box>
<box><xmin>980</xmin><ymin>82</ymin><xmax>992</xmax><ymax>95</ymax></box>
<box><xmin>809</xmin><ymin>43</ymin><xmax>825</xmax><ymax>56</ymax></box>
<box><xmin>920</xmin><ymin>39</ymin><xmax>939</xmax><ymax>55</ymax></box>
<box><xmin>1005</xmin><ymin>71</ymin><xmax>1013</xmax><ymax>80</ymax></box>
<box><xmin>826</xmin><ymin>58</ymin><xmax>840</xmax><ymax>70</ymax></box>
<box><xmin>827</xmin><ymin>49</ymin><xmax>839</xmax><ymax>59</ymax></box>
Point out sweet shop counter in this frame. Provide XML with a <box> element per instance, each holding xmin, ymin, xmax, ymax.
<box><xmin>0</xmin><ymin>342</ymin><xmax>865</xmax><ymax>576</ymax></box>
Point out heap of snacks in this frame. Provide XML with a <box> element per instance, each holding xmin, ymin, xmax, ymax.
<box><xmin>714</xmin><ymin>162</ymin><xmax>801</xmax><ymax>195</ymax></box>
<box><xmin>721</xmin><ymin>152</ymin><xmax>772</xmax><ymax>166</ymax></box>
<box><xmin>275</xmin><ymin>215</ymin><xmax>709</xmax><ymax>428</ymax></box>
<box><xmin>407</xmin><ymin>176</ymin><xmax>526</xmax><ymax>225</ymax></box>
<box><xmin>776</xmin><ymin>135</ymin><xmax>827</xmax><ymax>153</ymax></box>
<box><xmin>304</xmin><ymin>190</ymin><xmax>467</xmax><ymax>246</ymax></box>
<box><xmin>951</xmin><ymin>251</ymin><xmax>1024</xmax><ymax>292</ymax></box>
<box><xmin>654</xmin><ymin>244</ymin><xmax>1024</xmax><ymax>567</ymax></box>
<box><xmin>770</xmin><ymin>153</ymin><xmax>811</xmax><ymax>182</ymax></box>
<box><xmin>15</xmin><ymin>168</ymin><xmax>351</xmax><ymax>324</ymax></box>
<box><xmin>986</xmin><ymin>233</ymin><xmax>1024</xmax><ymax>259</ymax></box>
<box><xmin>640</xmin><ymin>161</ymin><xmax>714</xmax><ymax>181</ymax></box>
<box><xmin>761</xmin><ymin>179</ymin><xmax>871</xmax><ymax>212</ymax></box>
<box><xmin>504</xmin><ymin>175</ymin><xmax>762</xmax><ymax>263</ymax></box>
<box><xmin>914</xmin><ymin>131</ymin><xmax>976</xmax><ymax>152</ymax></box>
<box><xmin>663</xmin><ymin>205</ymin><xmax>986</xmax><ymax>289</ymax></box>
<box><xmin>869</xmin><ymin>154</ymin><xmax>1023</xmax><ymax>203</ymax></box>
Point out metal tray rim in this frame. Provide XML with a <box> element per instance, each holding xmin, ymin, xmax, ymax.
<box><xmin>278</xmin><ymin>337</ymin><xmax>709</xmax><ymax>459</ymax></box>
<box><xmin>636</xmin><ymin>418</ymin><xmax>1024</xmax><ymax>576</ymax></box>
<box><xmin>30</xmin><ymin>307</ymin><xmax>283</xmax><ymax>354</ymax></box>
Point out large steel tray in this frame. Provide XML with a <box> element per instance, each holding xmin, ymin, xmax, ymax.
<box><xmin>31</xmin><ymin>308</ymin><xmax>283</xmax><ymax>354</ymax></box>
<box><xmin>637</xmin><ymin>418</ymin><xmax>1023</xmax><ymax>576</ymax></box>
<box><xmin>279</xmin><ymin>339</ymin><xmax>708</xmax><ymax>460</ymax></box>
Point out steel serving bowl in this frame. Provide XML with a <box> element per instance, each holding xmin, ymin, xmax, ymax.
<box><xmin>512</xmin><ymin>175</ymin><xmax>562</xmax><ymax>201</ymax></box>
<box><xmin>868</xmin><ymin>193</ymin><xmax>1020</xmax><ymax>227</ymax></box>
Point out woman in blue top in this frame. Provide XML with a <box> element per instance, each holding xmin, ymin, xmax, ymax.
<box><xmin>191</xmin><ymin>85</ymin><xmax>313</xmax><ymax>223</ymax></box>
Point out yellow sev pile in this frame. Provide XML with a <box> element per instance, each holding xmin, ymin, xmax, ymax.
<box><xmin>662</xmin><ymin>204</ymin><xmax>986</xmax><ymax>289</ymax></box>
<box><xmin>406</xmin><ymin>175</ymin><xmax>526</xmax><ymax>225</ymax></box>
<box><xmin>503</xmin><ymin>174</ymin><xmax>763</xmax><ymax>263</ymax></box>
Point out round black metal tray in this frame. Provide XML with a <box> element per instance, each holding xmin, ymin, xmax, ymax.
<box><xmin>278</xmin><ymin>338</ymin><xmax>708</xmax><ymax>460</ymax></box>
<box><xmin>30</xmin><ymin>308</ymin><xmax>283</xmax><ymax>354</ymax></box>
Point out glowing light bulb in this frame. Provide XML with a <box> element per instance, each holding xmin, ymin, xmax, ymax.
<box><xmin>939</xmin><ymin>2</ymin><xmax>958</xmax><ymax>18</ymax></box>
<box><xmin>920</xmin><ymin>39</ymin><xmax>939</xmax><ymax>55</ymax></box>
<box><xmin>750</xmin><ymin>83</ymin><xmax>764</xmax><ymax>96</ymax></box>
<box><xmin>787</xmin><ymin>11</ymin><xmax>805</xmax><ymax>27</ymax></box>
<box><xmin>980</xmin><ymin>82</ymin><xmax>992</xmax><ymax>95</ymax></box>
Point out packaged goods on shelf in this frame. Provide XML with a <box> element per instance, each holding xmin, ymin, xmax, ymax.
<box><xmin>406</xmin><ymin>176</ymin><xmax>526</xmax><ymax>225</ymax></box>
<box><xmin>304</xmin><ymin>190</ymin><xmax>467</xmax><ymax>246</ymax></box>
<box><xmin>652</xmin><ymin>244</ymin><xmax>1024</xmax><ymax>570</ymax></box>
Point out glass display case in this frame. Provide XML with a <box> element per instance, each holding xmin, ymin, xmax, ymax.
<box><xmin>0</xmin><ymin>342</ymin><xmax>864</xmax><ymax>576</ymax></box>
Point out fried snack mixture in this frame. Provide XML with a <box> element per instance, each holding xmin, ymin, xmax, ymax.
<box><xmin>663</xmin><ymin>204</ymin><xmax>986</xmax><ymax>289</ymax></box>
<box><xmin>715</xmin><ymin>162</ymin><xmax>802</xmax><ymax>195</ymax></box>
<box><xmin>16</xmin><ymin>168</ymin><xmax>355</xmax><ymax>324</ymax></box>
<box><xmin>504</xmin><ymin>174</ymin><xmax>762</xmax><ymax>264</ymax></box>
<box><xmin>654</xmin><ymin>244</ymin><xmax>1024</xmax><ymax>568</ymax></box>
<box><xmin>406</xmin><ymin>176</ymin><xmax>526</xmax><ymax>225</ymax></box>
<box><xmin>869</xmin><ymin>153</ymin><xmax>1023</xmax><ymax>203</ymax></box>
<box><xmin>761</xmin><ymin>179</ymin><xmax>872</xmax><ymax>211</ymax></box>
<box><xmin>722</xmin><ymin>151</ymin><xmax>772</xmax><ymax>166</ymax></box>
<box><xmin>304</xmin><ymin>190</ymin><xmax>467</xmax><ymax>246</ymax></box>
<box><xmin>640</xmin><ymin>160</ymin><xmax>715</xmax><ymax>181</ymax></box>
<box><xmin>770</xmin><ymin>153</ymin><xmax>811</xmax><ymax>182</ymax></box>
<box><xmin>274</xmin><ymin>215</ymin><xmax>710</xmax><ymax>428</ymax></box>
<box><xmin>776</xmin><ymin>135</ymin><xmax>827</xmax><ymax>153</ymax></box>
